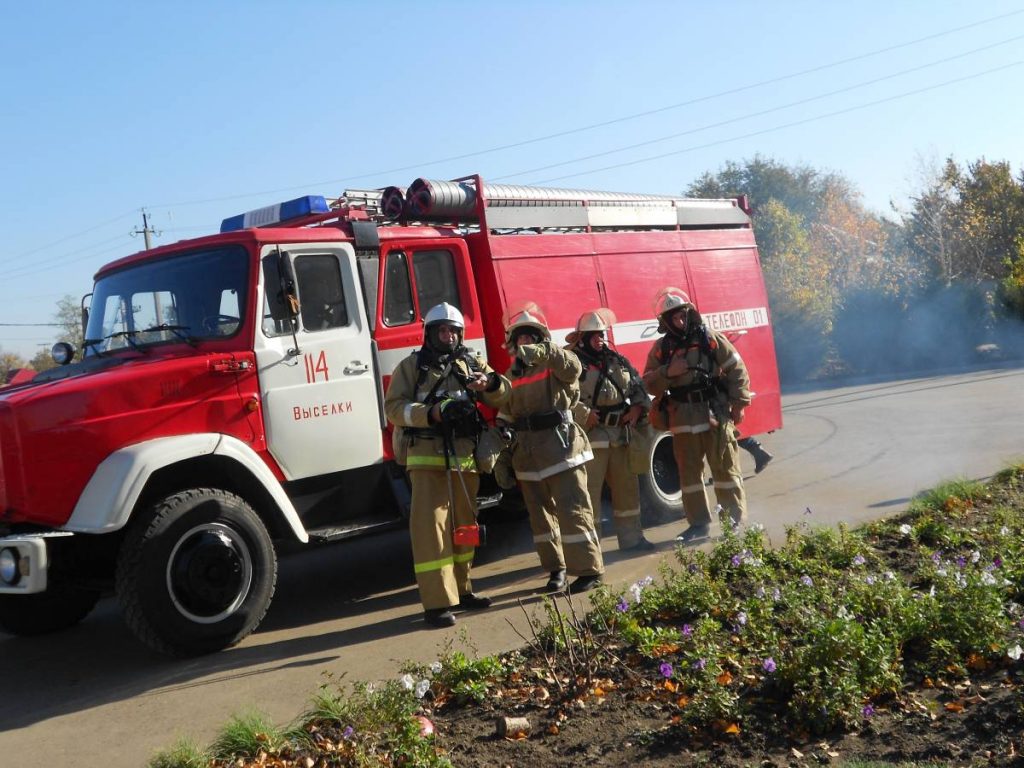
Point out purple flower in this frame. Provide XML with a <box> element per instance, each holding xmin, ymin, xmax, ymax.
<box><xmin>994</xmin><ymin>556</ymin><xmax>1004</xmax><ymax>568</ymax></box>
<box><xmin>659</xmin><ymin>662</ymin><xmax>674</xmax><ymax>678</ymax></box>
<box><xmin>616</xmin><ymin>598</ymin><xmax>629</xmax><ymax>613</ymax></box>
<box><xmin>762</xmin><ymin>657</ymin><xmax>776</xmax><ymax>673</ymax></box>
<box><xmin>862</xmin><ymin>704</ymin><xmax>875</xmax><ymax>719</ymax></box>
<box><xmin>800</xmin><ymin>575</ymin><xmax>813</xmax><ymax>587</ymax></box>
<box><xmin>342</xmin><ymin>725</ymin><xmax>355</xmax><ymax>739</ymax></box>
<box><xmin>1018</xmin><ymin>618</ymin><xmax>1024</xmax><ymax>630</ymax></box>
<box><xmin>731</xmin><ymin>554</ymin><xmax>742</xmax><ymax>567</ymax></box>
<box><xmin>931</xmin><ymin>551</ymin><xmax>942</xmax><ymax>564</ymax></box>
<box><xmin>693</xmin><ymin>658</ymin><xmax>707</xmax><ymax>671</ymax></box>
<box><xmin>681</xmin><ymin>623</ymin><xmax>693</xmax><ymax>637</ymax></box>
<box><xmin>852</xmin><ymin>554</ymin><xmax>866</xmax><ymax>567</ymax></box>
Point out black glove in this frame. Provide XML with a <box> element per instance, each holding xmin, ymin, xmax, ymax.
<box><xmin>439</xmin><ymin>399</ymin><xmax>480</xmax><ymax>438</ymax></box>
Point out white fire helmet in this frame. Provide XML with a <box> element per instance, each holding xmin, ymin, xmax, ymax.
<box><xmin>423</xmin><ymin>302</ymin><xmax>464</xmax><ymax>330</ymax></box>
<box><xmin>566</xmin><ymin>308</ymin><xmax>617</xmax><ymax>345</ymax></box>
<box><xmin>503</xmin><ymin>302</ymin><xmax>551</xmax><ymax>348</ymax></box>
<box><xmin>423</xmin><ymin>302</ymin><xmax>464</xmax><ymax>351</ymax></box>
<box><xmin>653</xmin><ymin>287</ymin><xmax>699</xmax><ymax>334</ymax></box>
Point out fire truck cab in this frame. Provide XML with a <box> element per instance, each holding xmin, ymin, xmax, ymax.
<box><xmin>0</xmin><ymin>176</ymin><xmax>781</xmax><ymax>656</ymax></box>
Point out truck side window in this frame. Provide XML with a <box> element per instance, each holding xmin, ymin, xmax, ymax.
<box><xmin>413</xmin><ymin>249</ymin><xmax>460</xmax><ymax>312</ymax></box>
<box><xmin>383</xmin><ymin>251</ymin><xmax>415</xmax><ymax>326</ymax></box>
<box><xmin>295</xmin><ymin>254</ymin><xmax>349</xmax><ymax>332</ymax></box>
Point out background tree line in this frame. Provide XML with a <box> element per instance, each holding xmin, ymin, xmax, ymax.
<box><xmin>2</xmin><ymin>154</ymin><xmax>1023</xmax><ymax>386</ymax></box>
<box><xmin>689</xmin><ymin>154</ymin><xmax>1024</xmax><ymax>384</ymax></box>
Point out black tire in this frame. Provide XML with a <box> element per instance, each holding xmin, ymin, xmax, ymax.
<box><xmin>0</xmin><ymin>586</ymin><xmax>100</xmax><ymax>636</ymax></box>
<box><xmin>639</xmin><ymin>431</ymin><xmax>684</xmax><ymax>525</ymax></box>
<box><xmin>115</xmin><ymin>488</ymin><xmax>277</xmax><ymax>657</ymax></box>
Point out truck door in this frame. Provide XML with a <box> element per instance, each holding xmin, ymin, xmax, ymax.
<box><xmin>254</xmin><ymin>242</ymin><xmax>383</xmax><ymax>480</ymax></box>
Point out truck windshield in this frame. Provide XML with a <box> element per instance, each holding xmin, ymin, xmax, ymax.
<box><xmin>84</xmin><ymin>246</ymin><xmax>248</xmax><ymax>356</ymax></box>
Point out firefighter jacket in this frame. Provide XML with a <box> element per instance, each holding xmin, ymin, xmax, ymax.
<box><xmin>568</xmin><ymin>346</ymin><xmax>649</xmax><ymax>449</ymax></box>
<box><xmin>499</xmin><ymin>342</ymin><xmax>593</xmax><ymax>482</ymax></box>
<box><xmin>385</xmin><ymin>347</ymin><xmax>510</xmax><ymax>472</ymax></box>
<box><xmin>643</xmin><ymin>326</ymin><xmax>751</xmax><ymax>434</ymax></box>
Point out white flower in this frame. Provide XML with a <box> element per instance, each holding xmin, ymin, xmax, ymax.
<box><xmin>400</xmin><ymin>674</ymin><xmax>414</xmax><ymax>691</ymax></box>
<box><xmin>415</xmin><ymin>679</ymin><xmax>431</xmax><ymax>699</ymax></box>
<box><xmin>1001</xmin><ymin>526</ymin><xmax>1010</xmax><ymax>536</ymax></box>
<box><xmin>898</xmin><ymin>524</ymin><xmax>912</xmax><ymax>536</ymax></box>
<box><xmin>629</xmin><ymin>584</ymin><xmax>643</xmax><ymax>603</ymax></box>
<box><xmin>971</xmin><ymin>550</ymin><xmax>981</xmax><ymax>564</ymax></box>
<box><xmin>430</xmin><ymin>661</ymin><xmax>443</xmax><ymax>675</ymax></box>
<box><xmin>883</xmin><ymin>571</ymin><xmax>896</xmax><ymax>581</ymax></box>
<box><xmin>981</xmin><ymin>572</ymin><xmax>997</xmax><ymax>586</ymax></box>
<box><xmin>936</xmin><ymin>568</ymin><xmax>947</xmax><ymax>577</ymax></box>
<box><xmin>749</xmin><ymin>522</ymin><xmax>765</xmax><ymax>533</ymax></box>
<box><xmin>929</xmin><ymin>585</ymin><xmax>935</xmax><ymax>597</ymax></box>
<box><xmin>1008</xmin><ymin>644</ymin><xmax>1023</xmax><ymax>661</ymax></box>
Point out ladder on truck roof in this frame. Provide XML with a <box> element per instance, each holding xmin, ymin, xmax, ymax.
<box><xmin>368</xmin><ymin>175</ymin><xmax>751</xmax><ymax>232</ymax></box>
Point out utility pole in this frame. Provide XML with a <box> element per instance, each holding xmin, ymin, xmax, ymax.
<box><xmin>131</xmin><ymin>208</ymin><xmax>158</xmax><ymax>250</ymax></box>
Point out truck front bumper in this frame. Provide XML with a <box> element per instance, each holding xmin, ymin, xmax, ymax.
<box><xmin>0</xmin><ymin>532</ymin><xmax>72</xmax><ymax>594</ymax></box>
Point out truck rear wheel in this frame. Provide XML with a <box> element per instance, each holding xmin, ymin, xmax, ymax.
<box><xmin>0</xmin><ymin>586</ymin><xmax>101</xmax><ymax>636</ymax></box>
<box><xmin>116</xmin><ymin>488</ymin><xmax>277</xmax><ymax>656</ymax></box>
<box><xmin>639</xmin><ymin>431</ymin><xmax>684</xmax><ymax>525</ymax></box>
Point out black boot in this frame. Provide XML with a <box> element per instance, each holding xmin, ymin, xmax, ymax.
<box><xmin>740</xmin><ymin>437</ymin><xmax>773</xmax><ymax>474</ymax></box>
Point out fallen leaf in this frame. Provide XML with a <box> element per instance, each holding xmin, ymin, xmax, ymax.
<box><xmin>827</xmin><ymin>751</ymin><xmax>840</xmax><ymax>758</ymax></box>
<box><xmin>964</xmin><ymin>694</ymin><xmax>987</xmax><ymax>705</ymax></box>
<box><xmin>676</xmin><ymin>694</ymin><xmax>690</xmax><ymax>707</ymax></box>
<box><xmin>547</xmin><ymin>724</ymin><xmax>560</xmax><ymax>735</ymax></box>
<box><xmin>944</xmin><ymin>701</ymin><xmax>964</xmax><ymax>712</ymax></box>
<box><xmin>791</xmin><ymin>747</ymin><xmax>804</xmax><ymax>758</ymax></box>
<box><xmin>717</xmin><ymin>670</ymin><xmax>733</xmax><ymax>686</ymax></box>
<box><xmin>663</xmin><ymin>680</ymin><xmax>678</xmax><ymax>693</ymax></box>
<box><xmin>724</xmin><ymin>722</ymin><xmax>741</xmax><ymax>734</ymax></box>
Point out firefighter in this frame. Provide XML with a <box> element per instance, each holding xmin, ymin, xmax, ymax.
<box><xmin>642</xmin><ymin>288</ymin><xmax>752</xmax><ymax>541</ymax></box>
<box><xmin>567</xmin><ymin>309</ymin><xmax>655</xmax><ymax>552</ymax></box>
<box><xmin>384</xmin><ymin>303</ymin><xmax>510</xmax><ymax>628</ymax></box>
<box><xmin>500</xmin><ymin>303</ymin><xmax>605</xmax><ymax>593</ymax></box>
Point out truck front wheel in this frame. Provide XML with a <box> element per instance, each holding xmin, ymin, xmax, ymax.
<box><xmin>0</xmin><ymin>586</ymin><xmax>101</xmax><ymax>636</ymax></box>
<box><xmin>638</xmin><ymin>431</ymin><xmax>684</xmax><ymax>525</ymax></box>
<box><xmin>116</xmin><ymin>488</ymin><xmax>277</xmax><ymax>656</ymax></box>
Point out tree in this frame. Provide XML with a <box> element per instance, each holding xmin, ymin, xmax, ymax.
<box><xmin>902</xmin><ymin>157</ymin><xmax>1024</xmax><ymax>286</ymax></box>
<box><xmin>0</xmin><ymin>351</ymin><xmax>28</xmax><ymax>383</ymax></box>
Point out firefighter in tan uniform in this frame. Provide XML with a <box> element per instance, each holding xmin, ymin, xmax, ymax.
<box><xmin>566</xmin><ymin>309</ymin><xmax>654</xmax><ymax>552</ymax></box>
<box><xmin>642</xmin><ymin>288</ymin><xmax>752</xmax><ymax>541</ymax></box>
<box><xmin>500</xmin><ymin>304</ymin><xmax>605</xmax><ymax>593</ymax></box>
<box><xmin>385</xmin><ymin>303</ymin><xmax>510</xmax><ymax>628</ymax></box>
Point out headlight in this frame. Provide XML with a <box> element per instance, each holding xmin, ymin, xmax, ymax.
<box><xmin>0</xmin><ymin>547</ymin><xmax>20</xmax><ymax>585</ymax></box>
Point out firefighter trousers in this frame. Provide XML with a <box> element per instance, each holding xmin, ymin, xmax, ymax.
<box><xmin>521</xmin><ymin>465</ymin><xmax>605</xmax><ymax>578</ymax></box>
<box><xmin>408</xmin><ymin>468</ymin><xmax>480</xmax><ymax>611</ymax></box>
<box><xmin>671</xmin><ymin>425</ymin><xmax>746</xmax><ymax>527</ymax></box>
<box><xmin>586</xmin><ymin>445</ymin><xmax>643</xmax><ymax>549</ymax></box>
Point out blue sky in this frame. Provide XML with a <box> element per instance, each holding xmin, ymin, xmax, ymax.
<box><xmin>2</xmin><ymin>1</ymin><xmax>1022</xmax><ymax>359</ymax></box>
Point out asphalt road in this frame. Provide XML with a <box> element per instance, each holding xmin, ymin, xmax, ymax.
<box><xmin>3</xmin><ymin>364</ymin><xmax>1023</xmax><ymax>767</ymax></box>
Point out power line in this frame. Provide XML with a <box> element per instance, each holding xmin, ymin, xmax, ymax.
<box><xmin>148</xmin><ymin>8</ymin><xmax>1024</xmax><ymax>210</ymax></box>
<box><xmin>496</xmin><ymin>33</ymin><xmax>1024</xmax><ymax>181</ymax></box>
<box><xmin>529</xmin><ymin>60</ymin><xmax>1024</xmax><ymax>185</ymax></box>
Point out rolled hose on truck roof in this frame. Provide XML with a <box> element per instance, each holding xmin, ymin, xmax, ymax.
<box><xmin>380</xmin><ymin>177</ymin><xmax>691</xmax><ymax>222</ymax></box>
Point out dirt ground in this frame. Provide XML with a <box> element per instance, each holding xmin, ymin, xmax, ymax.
<box><xmin>433</xmin><ymin>661</ymin><xmax>1023</xmax><ymax>767</ymax></box>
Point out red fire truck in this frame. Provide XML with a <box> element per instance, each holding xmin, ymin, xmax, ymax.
<box><xmin>0</xmin><ymin>175</ymin><xmax>781</xmax><ymax>655</ymax></box>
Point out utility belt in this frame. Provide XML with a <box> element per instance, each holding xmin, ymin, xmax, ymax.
<box><xmin>594</xmin><ymin>405</ymin><xmax>627</xmax><ymax>427</ymax></box>
<box><xmin>512</xmin><ymin>409</ymin><xmax>570</xmax><ymax>431</ymax></box>
<box><xmin>667</xmin><ymin>386</ymin><xmax>716</xmax><ymax>404</ymax></box>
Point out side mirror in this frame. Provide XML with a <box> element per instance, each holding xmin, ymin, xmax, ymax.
<box><xmin>81</xmin><ymin>292</ymin><xmax>92</xmax><ymax>340</ymax></box>
<box><xmin>263</xmin><ymin>250</ymin><xmax>300</xmax><ymax>322</ymax></box>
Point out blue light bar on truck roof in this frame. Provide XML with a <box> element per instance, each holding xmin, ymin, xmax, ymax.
<box><xmin>220</xmin><ymin>195</ymin><xmax>330</xmax><ymax>233</ymax></box>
